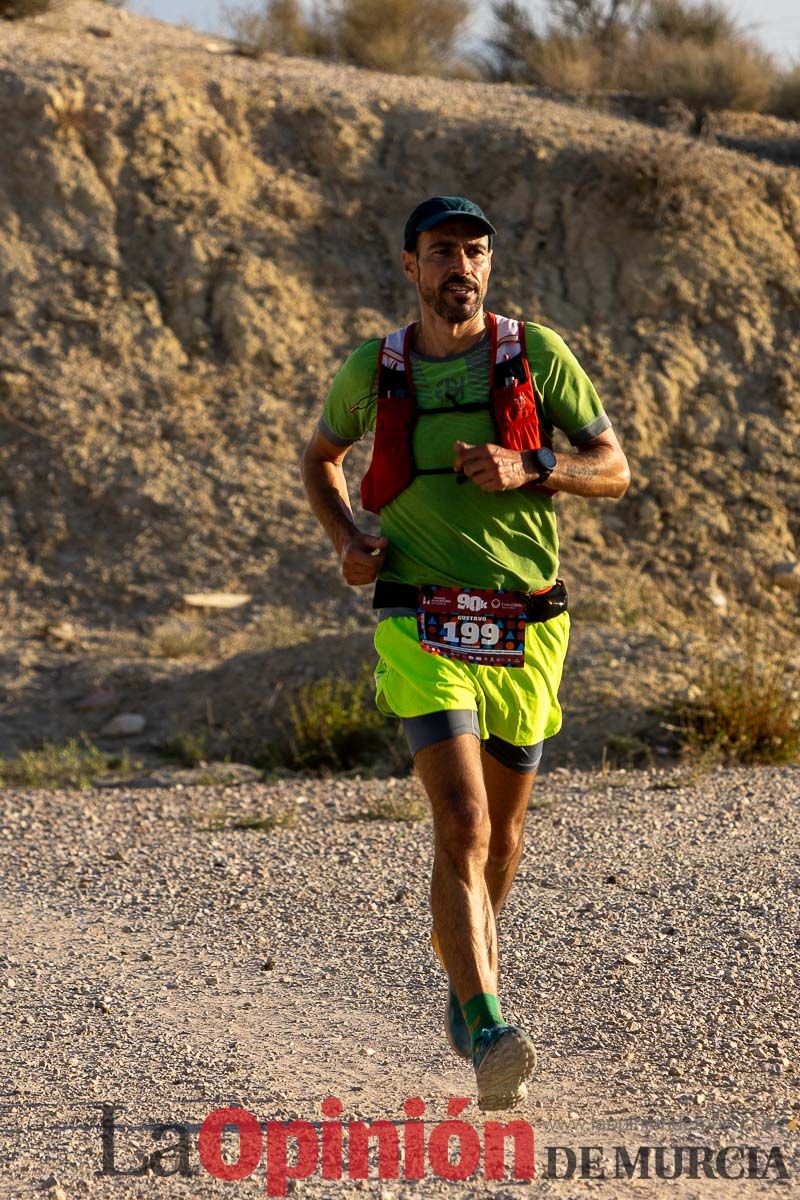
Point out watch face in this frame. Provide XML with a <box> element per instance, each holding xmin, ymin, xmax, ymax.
<box><xmin>538</xmin><ymin>447</ymin><xmax>557</xmax><ymax>471</ymax></box>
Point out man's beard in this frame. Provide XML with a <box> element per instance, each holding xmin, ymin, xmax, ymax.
<box><xmin>420</xmin><ymin>275</ymin><xmax>485</xmax><ymax>323</ymax></box>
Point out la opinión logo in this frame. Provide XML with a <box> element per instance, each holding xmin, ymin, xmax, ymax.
<box><xmin>99</xmin><ymin>1102</ymin><xmax>790</xmax><ymax>1192</ymax></box>
<box><xmin>100</xmin><ymin>1098</ymin><xmax>534</xmax><ymax>1193</ymax></box>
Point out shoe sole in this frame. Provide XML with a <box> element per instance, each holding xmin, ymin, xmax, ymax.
<box><xmin>476</xmin><ymin>1029</ymin><xmax>537</xmax><ymax>1111</ymax></box>
<box><xmin>444</xmin><ymin>995</ymin><xmax>472</xmax><ymax>1061</ymax></box>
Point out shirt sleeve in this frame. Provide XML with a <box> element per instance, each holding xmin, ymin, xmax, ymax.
<box><xmin>524</xmin><ymin>323</ymin><xmax>611</xmax><ymax>447</ymax></box>
<box><xmin>319</xmin><ymin>339</ymin><xmax>380</xmax><ymax>446</ymax></box>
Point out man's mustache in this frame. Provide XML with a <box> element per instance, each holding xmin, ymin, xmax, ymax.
<box><xmin>441</xmin><ymin>276</ymin><xmax>478</xmax><ymax>291</ymax></box>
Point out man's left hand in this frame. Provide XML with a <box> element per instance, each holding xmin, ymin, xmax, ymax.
<box><xmin>453</xmin><ymin>440</ymin><xmax>529</xmax><ymax>492</ymax></box>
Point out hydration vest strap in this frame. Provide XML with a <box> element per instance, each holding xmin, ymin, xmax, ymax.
<box><xmin>487</xmin><ymin>310</ymin><xmax>499</xmax><ymax>377</ymax></box>
<box><xmin>402</xmin><ymin>322</ymin><xmax>417</xmax><ymax>399</ymax></box>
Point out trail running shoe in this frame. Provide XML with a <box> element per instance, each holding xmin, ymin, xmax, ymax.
<box><xmin>444</xmin><ymin>985</ymin><xmax>471</xmax><ymax>1061</ymax></box>
<box><xmin>472</xmin><ymin>1023</ymin><xmax>537</xmax><ymax>1111</ymax></box>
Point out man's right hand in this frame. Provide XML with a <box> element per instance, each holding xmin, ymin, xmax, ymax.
<box><xmin>340</xmin><ymin>533</ymin><xmax>389</xmax><ymax>586</ymax></box>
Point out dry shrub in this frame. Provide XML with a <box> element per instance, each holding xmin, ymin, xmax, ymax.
<box><xmin>588</xmin><ymin>136</ymin><xmax>730</xmax><ymax>228</ymax></box>
<box><xmin>148</xmin><ymin>617</ymin><xmax>210</xmax><ymax>660</ymax></box>
<box><xmin>771</xmin><ymin>66</ymin><xmax>800</xmax><ymax>120</ymax></box>
<box><xmin>0</xmin><ymin>0</ymin><xmax>52</xmax><ymax>16</ymax></box>
<box><xmin>488</xmin><ymin>0</ymin><xmax>614</xmax><ymax>88</ymax></box>
<box><xmin>520</xmin><ymin>31</ymin><xmax>606</xmax><ymax>91</ymax></box>
<box><xmin>333</xmin><ymin>0</ymin><xmax>471</xmax><ymax>75</ymax></box>
<box><xmin>664</xmin><ymin>638</ymin><xmax>800</xmax><ymax>765</ymax></box>
<box><xmin>488</xmin><ymin>0</ymin><xmax>777</xmax><ymax>112</ymax></box>
<box><xmin>222</xmin><ymin>0</ymin><xmax>332</xmax><ymax>57</ymax></box>
<box><xmin>549</xmin><ymin>0</ymin><xmax>640</xmax><ymax>40</ymax></box>
<box><xmin>223</xmin><ymin>0</ymin><xmax>470</xmax><ymax>73</ymax></box>
<box><xmin>642</xmin><ymin>0</ymin><xmax>740</xmax><ymax>46</ymax></box>
<box><xmin>622</xmin><ymin>32</ymin><xmax>775</xmax><ymax>111</ymax></box>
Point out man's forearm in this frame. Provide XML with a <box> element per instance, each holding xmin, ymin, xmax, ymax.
<box><xmin>301</xmin><ymin>456</ymin><xmax>360</xmax><ymax>555</ymax></box>
<box><xmin>524</xmin><ymin>446</ymin><xmax>630</xmax><ymax>498</ymax></box>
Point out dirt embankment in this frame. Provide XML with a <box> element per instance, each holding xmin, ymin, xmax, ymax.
<box><xmin>2</xmin><ymin>1</ymin><xmax>799</xmax><ymax>621</ymax></box>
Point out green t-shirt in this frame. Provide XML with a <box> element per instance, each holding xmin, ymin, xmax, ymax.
<box><xmin>320</xmin><ymin>322</ymin><xmax>610</xmax><ymax>592</ymax></box>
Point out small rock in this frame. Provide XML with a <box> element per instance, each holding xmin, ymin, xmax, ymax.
<box><xmin>769</xmin><ymin>561</ymin><xmax>800</xmax><ymax>592</ymax></box>
<box><xmin>708</xmin><ymin>587</ymin><xmax>727</xmax><ymax>611</ymax></box>
<box><xmin>261</xmin><ymin>957</ymin><xmax>275</xmax><ymax>971</ymax></box>
<box><xmin>621</xmin><ymin>953</ymin><xmax>641</xmax><ymax>966</ymax></box>
<box><xmin>102</xmin><ymin>713</ymin><xmax>146</xmax><ymax>736</ymax></box>
<box><xmin>42</xmin><ymin>620</ymin><xmax>78</xmax><ymax>646</ymax></box>
<box><xmin>183</xmin><ymin>592</ymin><xmax>251</xmax><ymax>609</ymax></box>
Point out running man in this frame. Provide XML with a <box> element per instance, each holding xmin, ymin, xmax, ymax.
<box><xmin>301</xmin><ymin>196</ymin><xmax>630</xmax><ymax>1110</ymax></box>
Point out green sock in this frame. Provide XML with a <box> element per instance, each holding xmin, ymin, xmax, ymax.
<box><xmin>463</xmin><ymin>993</ymin><xmax>504</xmax><ymax>1046</ymax></box>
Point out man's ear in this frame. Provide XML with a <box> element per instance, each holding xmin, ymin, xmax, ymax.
<box><xmin>400</xmin><ymin>249</ymin><xmax>418</xmax><ymax>284</ymax></box>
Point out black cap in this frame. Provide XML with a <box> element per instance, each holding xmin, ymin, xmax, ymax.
<box><xmin>403</xmin><ymin>196</ymin><xmax>496</xmax><ymax>251</ymax></box>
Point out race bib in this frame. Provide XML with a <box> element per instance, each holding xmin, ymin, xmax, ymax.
<box><xmin>417</xmin><ymin>586</ymin><xmax>527</xmax><ymax>667</ymax></box>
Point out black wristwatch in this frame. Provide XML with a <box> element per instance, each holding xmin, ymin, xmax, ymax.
<box><xmin>524</xmin><ymin>446</ymin><xmax>557</xmax><ymax>483</ymax></box>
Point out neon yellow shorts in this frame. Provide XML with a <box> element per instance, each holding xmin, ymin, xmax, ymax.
<box><xmin>373</xmin><ymin>611</ymin><xmax>570</xmax><ymax>747</ymax></box>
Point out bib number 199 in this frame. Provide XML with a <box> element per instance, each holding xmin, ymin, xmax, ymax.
<box><xmin>416</xmin><ymin>584</ymin><xmax>527</xmax><ymax>667</ymax></box>
<box><xmin>441</xmin><ymin>619</ymin><xmax>501</xmax><ymax>647</ymax></box>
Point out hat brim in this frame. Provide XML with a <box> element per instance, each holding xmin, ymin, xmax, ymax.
<box><xmin>413</xmin><ymin>211</ymin><xmax>496</xmax><ymax>242</ymax></box>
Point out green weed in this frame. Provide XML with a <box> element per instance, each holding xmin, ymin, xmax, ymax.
<box><xmin>195</xmin><ymin>805</ymin><xmax>296</xmax><ymax>832</ymax></box>
<box><xmin>149</xmin><ymin>618</ymin><xmax>210</xmax><ymax>660</ymax></box>
<box><xmin>0</xmin><ymin>735</ymin><xmax>135</xmax><ymax>790</ymax></box>
<box><xmin>345</xmin><ymin>790</ymin><xmax>426</xmax><ymax>823</ymax></box>
<box><xmin>269</xmin><ymin>662</ymin><xmax>409</xmax><ymax>774</ymax></box>
<box><xmin>601</xmin><ymin>734</ymin><xmax>654</xmax><ymax>770</ymax></box>
<box><xmin>162</xmin><ymin>729</ymin><xmax>210</xmax><ymax>767</ymax></box>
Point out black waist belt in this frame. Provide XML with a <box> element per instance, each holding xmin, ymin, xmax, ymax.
<box><xmin>373</xmin><ymin>578</ymin><xmax>568</xmax><ymax>622</ymax></box>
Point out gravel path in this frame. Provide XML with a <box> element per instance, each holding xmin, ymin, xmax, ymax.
<box><xmin>1</xmin><ymin>765</ymin><xmax>799</xmax><ymax>1197</ymax></box>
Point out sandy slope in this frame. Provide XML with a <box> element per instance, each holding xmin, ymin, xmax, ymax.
<box><xmin>0</xmin><ymin>1</ymin><xmax>799</xmax><ymax>631</ymax></box>
<box><xmin>0</xmin><ymin>1</ymin><xmax>799</xmax><ymax>762</ymax></box>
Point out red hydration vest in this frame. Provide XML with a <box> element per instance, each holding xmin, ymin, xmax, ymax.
<box><xmin>360</xmin><ymin>312</ymin><xmax>554</xmax><ymax>515</ymax></box>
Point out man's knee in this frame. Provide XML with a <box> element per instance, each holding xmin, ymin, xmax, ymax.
<box><xmin>487</xmin><ymin>822</ymin><xmax>525</xmax><ymax>870</ymax></box>
<box><xmin>434</xmin><ymin>793</ymin><xmax>490</xmax><ymax>867</ymax></box>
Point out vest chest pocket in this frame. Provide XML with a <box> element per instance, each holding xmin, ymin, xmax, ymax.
<box><xmin>493</xmin><ymin>377</ymin><xmax>542</xmax><ymax>453</ymax></box>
